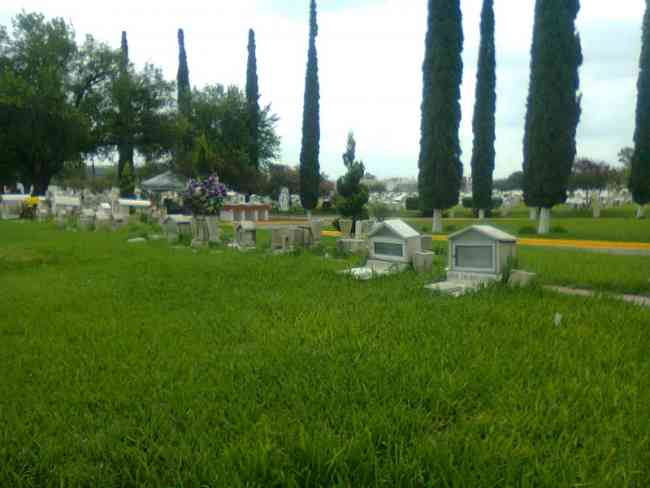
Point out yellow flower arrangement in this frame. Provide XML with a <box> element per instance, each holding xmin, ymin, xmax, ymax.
<box><xmin>25</xmin><ymin>196</ymin><xmax>40</xmax><ymax>208</ymax></box>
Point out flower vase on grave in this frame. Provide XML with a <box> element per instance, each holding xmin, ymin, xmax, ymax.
<box><xmin>191</xmin><ymin>216</ymin><xmax>210</xmax><ymax>247</ymax></box>
<box><xmin>182</xmin><ymin>174</ymin><xmax>227</xmax><ymax>246</ymax></box>
<box><xmin>205</xmin><ymin>215</ymin><xmax>221</xmax><ymax>243</ymax></box>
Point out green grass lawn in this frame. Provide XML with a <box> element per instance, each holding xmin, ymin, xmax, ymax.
<box><xmin>2</xmin><ymin>222</ymin><xmax>650</xmax><ymax>486</ymax></box>
<box><xmin>408</xmin><ymin>216</ymin><xmax>650</xmax><ymax>243</ymax></box>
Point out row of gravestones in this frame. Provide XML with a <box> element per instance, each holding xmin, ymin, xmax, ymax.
<box><xmin>163</xmin><ymin>216</ymin><xmax>258</xmax><ymax>250</ymax></box>
<box><xmin>270</xmin><ymin>220</ymin><xmax>322</xmax><ymax>252</ymax></box>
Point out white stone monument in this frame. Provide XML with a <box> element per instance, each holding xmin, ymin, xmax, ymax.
<box><xmin>279</xmin><ymin>187</ymin><xmax>290</xmax><ymax>212</ymax></box>
<box><xmin>234</xmin><ymin>221</ymin><xmax>257</xmax><ymax>248</ymax></box>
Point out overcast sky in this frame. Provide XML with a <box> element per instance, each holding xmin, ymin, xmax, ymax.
<box><xmin>0</xmin><ymin>0</ymin><xmax>645</xmax><ymax>179</ymax></box>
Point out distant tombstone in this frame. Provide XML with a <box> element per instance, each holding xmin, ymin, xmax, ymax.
<box><xmin>279</xmin><ymin>187</ymin><xmax>290</xmax><ymax>212</ymax></box>
<box><xmin>36</xmin><ymin>199</ymin><xmax>51</xmax><ymax>222</ymax></box>
<box><xmin>117</xmin><ymin>199</ymin><xmax>151</xmax><ymax>221</ymax></box>
<box><xmin>290</xmin><ymin>194</ymin><xmax>302</xmax><ymax>208</ymax></box>
<box><xmin>79</xmin><ymin>210</ymin><xmax>96</xmax><ymax>231</ymax></box>
<box><xmin>52</xmin><ymin>195</ymin><xmax>81</xmax><ymax>216</ymax></box>
<box><xmin>0</xmin><ymin>195</ymin><xmax>28</xmax><ymax>220</ymax></box>
<box><xmin>163</xmin><ymin>215</ymin><xmax>193</xmax><ymax>243</ymax></box>
<box><xmin>271</xmin><ymin>227</ymin><xmax>306</xmax><ymax>252</ymax></box>
<box><xmin>56</xmin><ymin>210</ymin><xmax>68</xmax><ymax>230</ymax></box>
<box><xmin>235</xmin><ymin>221</ymin><xmax>257</xmax><ymax>248</ymax></box>
<box><xmin>413</xmin><ymin>251</ymin><xmax>434</xmax><ymax>274</ymax></box>
<box><xmin>339</xmin><ymin>219</ymin><xmax>353</xmax><ymax>237</ymax></box>
<box><xmin>355</xmin><ymin>219</ymin><xmax>374</xmax><ymax>240</ymax></box>
<box><xmin>420</xmin><ymin>234</ymin><xmax>433</xmax><ymax>252</ymax></box>
<box><xmin>309</xmin><ymin>219</ymin><xmax>322</xmax><ymax>246</ymax></box>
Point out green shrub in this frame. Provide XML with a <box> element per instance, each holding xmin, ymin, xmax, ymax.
<box><xmin>517</xmin><ymin>225</ymin><xmax>537</xmax><ymax>235</ymax></box>
<box><xmin>444</xmin><ymin>224</ymin><xmax>458</xmax><ymax>233</ymax></box>
<box><xmin>405</xmin><ymin>197</ymin><xmax>420</xmax><ymax>211</ymax></box>
<box><xmin>368</xmin><ymin>202</ymin><xmax>391</xmax><ymax>221</ymax></box>
<box><xmin>550</xmin><ymin>225</ymin><xmax>569</xmax><ymax>234</ymax></box>
<box><xmin>462</xmin><ymin>197</ymin><xmax>504</xmax><ymax>210</ymax></box>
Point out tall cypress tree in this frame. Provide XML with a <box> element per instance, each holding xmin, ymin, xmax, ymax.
<box><xmin>418</xmin><ymin>0</ymin><xmax>464</xmax><ymax>232</ymax></box>
<box><xmin>523</xmin><ymin>0</ymin><xmax>582</xmax><ymax>233</ymax></box>
<box><xmin>630</xmin><ymin>0</ymin><xmax>650</xmax><ymax>217</ymax></box>
<box><xmin>246</xmin><ymin>29</ymin><xmax>260</xmax><ymax>170</ymax></box>
<box><xmin>299</xmin><ymin>0</ymin><xmax>320</xmax><ymax>217</ymax></box>
<box><xmin>177</xmin><ymin>28</ymin><xmax>191</xmax><ymax>119</ymax></box>
<box><xmin>470</xmin><ymin>0</ymin><xmax>496</xmax><ymax>219</ymax></box>
<box><xmin>118</xmin><ymin>31</ymin><xmax>134</xmax><ymax>196</ymax></box>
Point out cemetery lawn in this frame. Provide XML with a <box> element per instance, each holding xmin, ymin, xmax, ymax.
<box><xmin>408</xmin><ymin>216</ymin><xmax>650</xmax><ymax>243</ymax></box>
<box><xmin>2</xmin><ymin>221</ymin><xmax>650</xmax><ymax>486</ymax></box>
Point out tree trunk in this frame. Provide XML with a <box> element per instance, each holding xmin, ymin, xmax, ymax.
<box><xmin>306</xmin><ymin>209</ymin><xmax>312</xmax><ymax>222</ymax></box>
<box><xmin>478</xmin><ymin>209</ymin><xmax>486</xmax><ymax>220</ymax></box>
<box><xmin>33</xmin><ymin>171</ymin><xmax>52</xmax><ymax>196</ymax></box>
<box><xmin>529</xmin><ymin>207</ymin><xmax>539</xmax><ymax>220</ymax></box>
<box><xmin>592</xmin><ymin>197</ymin><xmax>601</xmax><ymax>218</ymax></box>
<box><xmin>432</xmin><ymin>209</ymin><xmax>443</xmax><ymax>233</ymax></box>
<box><xmin>637</xmin><ymin>205</ymin><xmax>646</xmax><ymax>219</ymax></box>
<box><xmin>538</xmin><ymin>207</ymin><xmax>551</xmax><ymax>234</ymax></box>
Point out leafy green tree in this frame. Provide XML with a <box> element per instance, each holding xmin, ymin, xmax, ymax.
<box><xmin>418</xmin><ymin>0</ymin><xmax>464</xmax><ymax>232</ymax></box>
<box><xmin>569</xmin><ymin>158</ymin><xmax>610</xmax><ymax>217</ymax></box>
<box><xmin>618</xmin><ymin>147</ymin><xmax>634</xmax><ymax>169</ymax></box>
<box><xmin>264</xmin><ymin>163</ymin><xmax>300</xmax><ymax>200</ymax></box>
<box><xmin>183</xmin><ymin>84</ymin><xmax>280</xmax><ymax>192</ymax></box>
<box><xmin>523</xmin><ymin>0</ymin><xmax>582</xmax><ymax>233</ymax></box>
<box><xmin>107</xmin><ymin>58</ymin><xmax>176</xmax><ymax>191</ymax></box>
<box><xmin>630</xmin><ymin>1</ymin><xmax>650</xmax><ymax>217</ymax></box>
<box><xmin>342</xmin><ymin>130</ymin><xmax>356</xmax><ymax>167</ymax></box>
<box><xmin>71</xmin><ymin>35</ymin><xmax>121</xmax><ymax>178</ymax></box>
<box><xmin>0</xmin><ymin>13</ymin><xmax>90</xmax><ymax>194</ymax></box>
<box><xmin>300</xmin><ymin>0</ymin><xmax>321</xmax><ymax>217</ymax></box>
<box><xmin>569</xmin><ymin>158</ymin><xmax>610</xmax><ymax>193</ymax></box>
<box><xmin>246</xmin><ymin>29</ymin><xmax>260</xmax><ymax>170</ymax></box>
<box><xmin>470</xmin><ymin>0</ymin><xmax>496</xmax><ymax>219</ymax></box>
<box><xmin>336</xmin><ymin>132</ymin><xmax>369</xmax><ymax>224</ymax></box>
<box><xmin>494</xmin><ymin>171</ymin><xmax>524</xmax><ymax>191</ymax></box>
